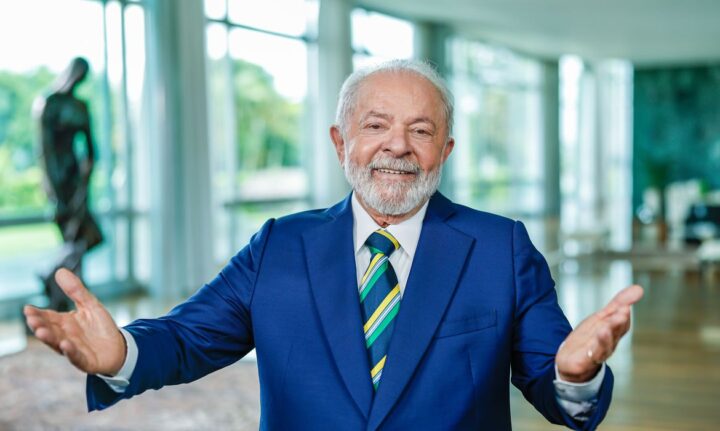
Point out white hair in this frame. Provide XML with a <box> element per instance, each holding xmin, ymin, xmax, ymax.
<box><xmin>334</xmin><ymin>59</ymin><xmax>454</xmax><ymax>140</ymax></box>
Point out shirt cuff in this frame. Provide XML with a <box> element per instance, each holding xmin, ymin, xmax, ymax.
<box><xmin>553</xmin><ymin>362</ymin><xmax>605</xmax><ymax>420</ymax></box>
<box><xmin>95</xmin><ymin>328</ymin><xmax>138</xmax><ymax>393</ymax></box>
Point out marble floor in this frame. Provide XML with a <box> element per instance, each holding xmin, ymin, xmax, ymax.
<box><xmin>1</xmin><ymin>254</ymin><xmax>719</xmax><ymax>430</ymax></box>
<box><xmin>512</xmin><ymin>255</ymin><xmax>720</xmax><ymax>430</ymax></box>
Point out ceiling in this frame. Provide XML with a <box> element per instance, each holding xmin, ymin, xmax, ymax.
<box><xmin>357</xmin><ymin>0</ymin><xmax>720</xmax><ymax>66</ymax></box>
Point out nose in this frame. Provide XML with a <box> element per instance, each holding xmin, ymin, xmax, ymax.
<box><xmin>382</xmin><ymin>127</ymin><xmax>411</xmax><ymax>157</ymax></box>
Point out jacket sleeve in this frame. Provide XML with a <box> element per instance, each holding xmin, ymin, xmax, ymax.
<box><xmin>510</xmin><ymin>221</ymin><xmax>613</xmax><ymax>431</ymax></box>
<box><xmin>86</xmin><ymin>219</ymin><xmax>275</xmax><ymax>411</ymax></box>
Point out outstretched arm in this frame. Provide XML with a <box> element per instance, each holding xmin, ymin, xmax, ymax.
<box><xmin>510</xmin><ymin>221</ymin><xmax>642</xmax><ymax>430</ymax></box>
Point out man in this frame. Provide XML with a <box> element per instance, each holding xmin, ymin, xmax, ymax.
<box><xmin>25</xmin><ymin>59</ymin><xmax>643</xmax><ymax>430</ymax></box>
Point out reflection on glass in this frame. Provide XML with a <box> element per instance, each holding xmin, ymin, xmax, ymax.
<box><xmin>207</xmin><ymin>25</ymin><xmax>310</xmax><ymax>262</ymax></box>
<box><xmin>448</xmin><ymin>38</ymin><xmax>544</xmax><ymax>219</ymax></box>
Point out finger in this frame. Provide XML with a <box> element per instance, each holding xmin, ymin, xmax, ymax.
<box><xmin>23</xmin><ymin>304</ymin><xmax>40</xmax><ymax>316</ymax></box>
<box><xmin>25</xmin><ymin>315</ymin><xmax>45</xmax><ymax>332</ymax></box>
<box><xmin>25</xmin><ymin>312</ymin><xmax>58</xmax><ymax>333</ymax></box>
<box><xmin>606</xmin><ymin>285</ymin><xmax>644</xmax><ymax>310</ymax></box>
<box><xmin>570</xmin><ymin>310</ymin><xmax>607</xmax><ymax>337</ymax></box>
<box><xmin>602</xmin><ymin>306</ymin><xmax>632</xmax><ymax>338</ymax></box>
<box><xmin>35</xmin><ymin>327</ymin><xmax>63</xmax><ymax>354</ymax></box>
<box><xmin>59</xmin><ymin>339</ymin><xmax>91</xmax><ymax>372</ymax></box>
<box><xmin>607</xmin><ymin>308</ymin><xmax>633</xmax><ymax>349</ymax></box>
<box><xmin>24</xmin><ymin>306</ymin><xmax>64</xmax><ymax>328</ymax></box>
<box><xmin>55</xmin><ymin>268</ymin><xmax>95</xmax><ymax>308</ymax></box>
<box><xmin>595</xmin><ymin>323</ymin><xmax>615</xmax><ymax>362</ymax></box>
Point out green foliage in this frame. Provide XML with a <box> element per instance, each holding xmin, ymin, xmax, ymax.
<box><xmin>0</xmin><ymin>68</ymin><xmax>56</xmax><ymax>215</ymax></box>
<box><xmin>231</xmin><ymin>60</ymin><xmax>302</xmax><ymax>170</ymax></box>
<box><xmin>0</xmin><ymin>68</ymin><xmax>55</xmax><ymax>167</ymax></box>
<box><xmin>0</xmin><ymin>146</ymin><xmax>47</xmax><ymax>210</ymax></box>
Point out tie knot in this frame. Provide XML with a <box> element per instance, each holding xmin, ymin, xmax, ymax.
<box><xmin>365</xmin><ymin>229</ymin><xmax>400</xmax><ymax>257</ymax></box>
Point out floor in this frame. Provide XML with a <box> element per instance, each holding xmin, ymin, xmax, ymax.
<box><xmin>1</xmin><ymin>254</ymin><xmax>719</xmax><ymax>430</ymax></box>
<box><xmin>511</xmin><ymin>255</ymin><xmax>720</xmax><ymax>430</ymax></box>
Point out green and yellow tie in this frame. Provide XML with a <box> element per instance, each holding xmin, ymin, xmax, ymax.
<box><xmin>360</xmin><ymin>229</ymin><xmax>401</xmax><ymax>391</ymax></box>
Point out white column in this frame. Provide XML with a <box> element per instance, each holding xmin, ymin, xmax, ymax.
<box><xmin>597</xmin><ymin>61</ymin><xmax>634</xmax><ymax>251</ymax></box>
<box><xmin>311</xmin><ymin>0</ymin><xmax>353</xmax><ymax>207</ymax></box>
<box><xmin>143</xmin><ymin>0</ymin><xmax>214</xmax><ymax>298</ymax></box>
<box><xmin>542</xmin><ymin>60</ymin><xmax>561</xmax><ymax>219</ymax></box>
<box><xmin>413</xmin><ymin>22</ymin><xmax>454</xmax><ymax>196</ymax></box>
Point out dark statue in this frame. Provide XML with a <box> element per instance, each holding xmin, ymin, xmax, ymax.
<box><xmin>36</xmin><ymin>57</ymin><xmax>103</xmax><ymax>311</ymax></box>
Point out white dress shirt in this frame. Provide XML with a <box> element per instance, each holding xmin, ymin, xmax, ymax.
<box><xmin>102</xmin><ymin>193</ymin><xmax>605</xmax><ymax>421</ymax></box>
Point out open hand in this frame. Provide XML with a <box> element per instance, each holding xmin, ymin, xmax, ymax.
<box><xmin>556</xmin><ymin>284</ymin><xmax>644</xmax><ymax>382</ymax></box>
<box><xmin>24</xmin><ymin>268</ymin><xmax>126</xmax><ymax>375</ymax></box>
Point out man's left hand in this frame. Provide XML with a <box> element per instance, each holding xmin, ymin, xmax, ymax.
<box><xmin>556</xmin><ymin>284</ymin><xmax>644</xmax><ymax>383</ymax></box>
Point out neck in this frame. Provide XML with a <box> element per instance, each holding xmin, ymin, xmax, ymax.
<box><xmin>355</xmin><ymin>193</ymin><xmax>426</xmax><ymax>227</ymax></box>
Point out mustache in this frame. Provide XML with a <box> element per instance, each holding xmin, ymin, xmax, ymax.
<box><xmin>366</xmin><ymin>157</ymin><xmax>420</xmax><ymax>174</ymax></box>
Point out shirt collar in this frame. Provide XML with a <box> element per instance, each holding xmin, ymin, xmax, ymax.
<box><xmin>351</xmin><ymin>192</ymin><xmax>428</xmax><ymax>259</ymax></box>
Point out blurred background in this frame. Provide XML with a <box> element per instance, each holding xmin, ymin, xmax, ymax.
<box><xmin>0</xmin><ymin>0</ymin><xmax>719</xmax><ymax>429</ymax></box>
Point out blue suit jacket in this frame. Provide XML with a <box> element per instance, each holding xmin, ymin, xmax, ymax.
<box><xmin>87</xmin><ymin>193</ymin><xmax>613</xmax><ymax>430</ymax></box>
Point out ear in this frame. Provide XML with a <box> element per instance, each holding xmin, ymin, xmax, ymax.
<box><xmin>441</xmin><ymin>137</ymin><xmax>455</xmax><ymax>164</ymax></box>
<box><xmin>330</xmin><ymin>125</ymin><xmax>346</xmax><ymax>166</ymax></box>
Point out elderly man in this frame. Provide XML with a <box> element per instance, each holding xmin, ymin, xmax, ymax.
<box><xmin>25</xmin><ymin>59</ymin><xmax>642</xmax><ymax>430</ymax></box>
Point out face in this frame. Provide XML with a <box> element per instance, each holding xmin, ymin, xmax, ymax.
<box><xmin>331</xmin><ymin>72</ymin><xmax>454</xmax><ymax>216</ymax></box>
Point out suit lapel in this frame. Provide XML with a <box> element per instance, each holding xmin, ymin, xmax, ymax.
<box><xmin>302</xmin><ymin>196</ymin><xmax>373</xmax><ymax>419</ymax></box>
<box><xmin>367</xmin><ymin>194</ymin><xmax>475</xmax><ymax>430</ymax></box>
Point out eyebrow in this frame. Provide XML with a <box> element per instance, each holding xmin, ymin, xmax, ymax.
<box><xmin>360</xmin><ymin>111</ymin><xmax>437</xmax><ymax>129</ymax></box>
<box><xmin>360</xmin><ymin>110</ymin><xmax>392</xmax><ymax>122</ymax></box>
<box><xmin>408</xmin><ymin>116</ymin><xmax>437</xmax><ymax>129</ymax></box>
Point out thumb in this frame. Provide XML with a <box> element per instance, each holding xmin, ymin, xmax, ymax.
<box><xmin>54</xmin><ymin>268</ymin><xmax>95</xmax><ymax>308</ymax></box>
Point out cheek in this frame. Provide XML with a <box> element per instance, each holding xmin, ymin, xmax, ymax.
<box><xmin>348</xmin><ymin>140</ymin><xmax>380</xmax><ymax>165</ymax></box>
<box><xmin>414</xmin><ymin>146</ymin><xmax>445</xmax><ymax>171</ymax></box>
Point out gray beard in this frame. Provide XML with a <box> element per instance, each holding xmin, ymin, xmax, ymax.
<box><xmin>344</xmin><ymin>154</ymin><xmax>442</xmax><ymax>216</ymax></box>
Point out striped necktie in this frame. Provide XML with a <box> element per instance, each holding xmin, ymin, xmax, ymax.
<box><xmin>359</xmin><ymin>229</ymin><xmax>402</xmax><ymax>391</ymax></box>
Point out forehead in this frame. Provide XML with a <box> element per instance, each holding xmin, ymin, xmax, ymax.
<box><xmin>354</xmin><ymin>71</ymin><xmax>444</xmax><ymax>120</ymax></box>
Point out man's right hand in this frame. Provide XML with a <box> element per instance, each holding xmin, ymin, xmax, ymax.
<box><xmin>24</xmin><ymin>268</ymin><xmax>126</xmax><ymax>376</ymax></box>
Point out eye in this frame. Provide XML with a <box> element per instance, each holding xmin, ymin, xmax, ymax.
<box><xmin>412</xmin><ymin>128</ymin><xmax>432</xmax><ymax>136</ymax></box>
<box><xmin>364</xmin><ymin>122</ymin><xmax>385</xmax><ymax>131</ymax></box>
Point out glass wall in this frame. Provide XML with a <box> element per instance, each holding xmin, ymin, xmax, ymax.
<box><xmin>560</xmin><ymin>56</ymin><xmax>633</xmax><ymax>253</ymax></box>
<box><xmin>351</xmin><ymin>9</ymin><xmax>415</xmax><ymax>69</ymax></box>
<box><xmin>0</xmin><ymin>0</ymin><xmax>147</xmax><ymax>304</ymax></box>
<box><xmin>447</xmin><ymin>38</ymin><xmax>545</xmax><ymax>219</ymax></box>
<box><xmin>204</xmin><ymin>0</ymin><xmax>317</xmax><ymax>264</ymax></box>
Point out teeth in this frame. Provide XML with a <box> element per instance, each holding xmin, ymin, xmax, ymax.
<box><xmin>376</xmin><ymin>169</ymin><xmax>410</xmax><ymax>174</ymax></box>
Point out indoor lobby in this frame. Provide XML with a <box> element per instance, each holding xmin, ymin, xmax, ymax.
<box><xmin>1</xmin><ymin>0</ymin><xmax>719</xmax><ymax>430</ymax></box>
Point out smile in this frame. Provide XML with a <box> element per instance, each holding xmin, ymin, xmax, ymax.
<box><xmin>373</xmin><ymin>168</ymin><xmax>415</xmax><ymax>175</ymax></box>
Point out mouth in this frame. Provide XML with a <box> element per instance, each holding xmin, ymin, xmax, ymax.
<box><xmin>371</xmin><ymin>168</ymin><xmax>417</xmax><ymax>180</ymax></box>
<box><xmin>373</xmin><ymin>168</ymin><xmax>414</xmax><ymax>175</ymax></box>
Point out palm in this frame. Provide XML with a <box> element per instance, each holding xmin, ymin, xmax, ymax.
<box><xmin>556</xmin><ymin>284</ymin><xmax>644</xmax><ymax>382</ymax></box>
<box><xmin>24</xmin><ymin>268</ymin><xmax>125</xmax><ymax>375</ymax></box>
